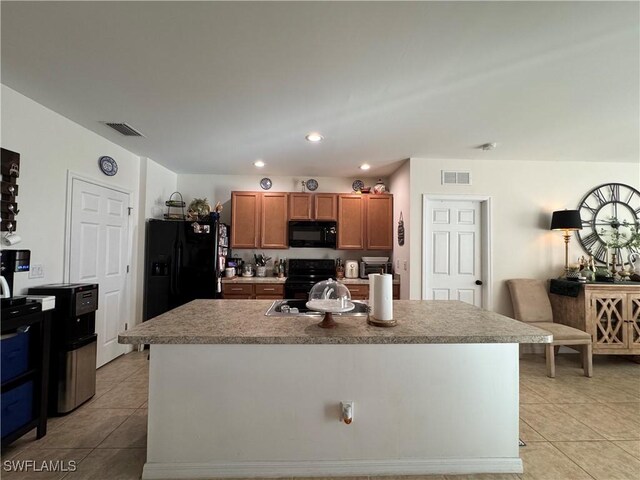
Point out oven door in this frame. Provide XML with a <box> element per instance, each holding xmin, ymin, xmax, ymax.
<box><xmin>284</xmin><ymin>282</ymin><xmax>313</xmax><ymax>300</ymax></box>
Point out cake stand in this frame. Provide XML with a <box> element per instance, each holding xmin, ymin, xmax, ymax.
<box><xmin>306</xmin><ymin>299</ymin><xmax>355</xmax><ymax>329</ymax></box>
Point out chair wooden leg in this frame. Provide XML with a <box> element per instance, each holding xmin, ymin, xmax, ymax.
<box><xmin>583</xmin><ymin>343</ymin><xmax>593</xmax><ymax>378</ymax></box>
<box><xmin>554</xmin><ymin>346</ymin><xmax>560</xmax><ymax>356</ymax></box>
<box><xmin>546</xmin><ymin>344</ymin><xmax>556</xmax><ymax>378</ymax></box>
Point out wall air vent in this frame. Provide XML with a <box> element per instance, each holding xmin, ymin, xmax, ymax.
<box><xmin>103</xmin><ymin>122</ymin><xmax>145</xmax><ymax>137</ymax></box>
<box><xmin>441</xmin><ymin>170</ymin><xmax>472</xmax><ymax>185</ymax></box>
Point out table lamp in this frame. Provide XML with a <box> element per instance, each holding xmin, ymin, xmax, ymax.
<box><xmin>550</xmin><ymin>209</ymin><xmax>583</xmax><ymax>276</ymax></box>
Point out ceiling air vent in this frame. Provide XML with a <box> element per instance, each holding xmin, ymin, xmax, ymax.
<box><xmin>103</xmin><ymin>122</ymin><xmax>144</xmax><ymax>137</ymax></box>
<box><xmin>441</xmin><ymin>170</ymin><xmax>472</xmax><ymax>185</ymax></box>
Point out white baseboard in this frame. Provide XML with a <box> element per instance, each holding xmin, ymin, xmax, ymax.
<box><xmin>142</xmin><ymin>458</ymin><xmax>523</xmax><ymax>479</ymax></box>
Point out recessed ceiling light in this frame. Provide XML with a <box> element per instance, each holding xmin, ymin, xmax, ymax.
<box><xmin>305</xmin><ymin>132</ymin><xmax>324</xmax><ymax>143</ymax></box>
<box><xmin>254</xmin><ymin>160</ymin><xmax>265</xmax><ymax>168</ymax></box>
<box><xmin>360</xmin><ymin>164</ymin><xmax>371</xmax><ymax>170</ymax></box>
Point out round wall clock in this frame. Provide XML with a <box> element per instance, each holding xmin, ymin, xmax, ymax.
<box><xmin>306</xmin><ymin>179</ymin><xmax>318</xmax><ymax>191</ymax></box>
<box><xmin>98</xmin><ymin>156</ymin><xmax>118</xmax><ymax>176</ymax></box>
<box><xmin>260</xmin><ymin>177</ymin><xmax>272</xmax><ymax>190</ymax></box>
<box><xmin>576</xmin><ymin>183</ymin><xmax>640</xmax><ymax>265</ymax></box>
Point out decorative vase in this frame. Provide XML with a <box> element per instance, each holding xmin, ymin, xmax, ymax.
<box><xmin>372</xmin><ymin>179</ymin><xmax>387</xmax><ymax>194</ymax></box>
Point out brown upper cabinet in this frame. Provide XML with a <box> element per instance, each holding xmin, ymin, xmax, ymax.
<box><xmin>337</xmin><ymin>194</ymin><xmax>393</xmax><ymax>250</ymax></box>
<box><xmin>365</xmin><ymin>195</ymin><xmax>393</xmax><ymax>250</ymax></box>
<box><xmin>232</xmin><ymin>191</ymin><xmax>392</xmax><ymax>251</ymax></box>
<box><xmin>289</xmin><ymin>193</ymin><xmax>337</xmax><ymax>221</ymax></box>
<box><xmin>231</xmin><ymin>192</ymin><xmax>261</xmax><ymax>248</ymax></box>
<box><xmin>231</xmin><ymin>191</ymin><xmax>288</xmax><ymax>249</ymax></box>
<box><xmin>261</xmin><ymin>192</ymin><xmax>288</xmax><ymax>249</ymax></box>
<box><xmin>337</xmin><ymin>195</ymin><xmax>365</xmax><ymax>249</ymax></box>
<box><xmin>314</xmin><ymin>194</ymin><xmax>338</xmax><ymax>221</ymax></box>
<box><xmin>289</xmin><ymin>193</ymin><xmax>312</xmax><ymax>220</ymax></box>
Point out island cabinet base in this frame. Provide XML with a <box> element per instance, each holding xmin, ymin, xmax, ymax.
<box><xmin>143</xmin><ymin>344</ymin><xmax>522</xmax><ymax>479</ymax></box>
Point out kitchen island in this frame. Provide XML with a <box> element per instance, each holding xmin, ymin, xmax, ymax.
<box><xmin>119</xmin><ymin>300</ymin><xmax>551</xmax><ymax>479</ymax></box>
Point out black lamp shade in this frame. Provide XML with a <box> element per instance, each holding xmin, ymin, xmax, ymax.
<box><xmin>550</xmin><ymin>210</ymin><xmax>582</xmax><ymax>231</ymax></box>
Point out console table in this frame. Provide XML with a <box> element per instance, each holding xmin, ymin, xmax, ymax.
<box><xmin>549</xmin><ymin>280</ymin><xmax>640</xmax><ymax>355</ymax></box>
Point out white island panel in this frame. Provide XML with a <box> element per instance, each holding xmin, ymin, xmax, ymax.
<box><xmin>143</xmin><ymin>343</ymin><xmax>520</xmax><ymax>479</ymax></box>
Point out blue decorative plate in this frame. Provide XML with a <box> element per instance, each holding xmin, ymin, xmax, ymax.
<box><xmin>352</xmin><ymin>179</ymin><xmax>364</xmax><ymax>192</ymax></box>
<box><xmin>260</xmin><ymin>177</ymin><xmax>272</xmax><ymax>190</ymax></box>
<box><xmin>306</xmin><ymin>179</ymin><xmax>318</xmax><ymax>191</ymax></box>
<box><xmin>99</xmin><ymin>156</ymin><xmax>118</xmax><ymax>176</ymax></box>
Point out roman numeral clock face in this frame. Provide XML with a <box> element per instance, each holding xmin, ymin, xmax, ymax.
<box><xmin>577</xmin><ymin>183</ymin><xmax>640</xmax><ymax>264</ymax></box>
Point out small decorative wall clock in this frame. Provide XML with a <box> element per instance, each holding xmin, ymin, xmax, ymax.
<box><xmin>98</xmin><ymin>156</ymin><xmax>118</xmax><ymax>176</ymax></box>
<box><xmin>576</xmin><ymin>182</ymin><xmax>640</xmax><ymax>264</ymax></box>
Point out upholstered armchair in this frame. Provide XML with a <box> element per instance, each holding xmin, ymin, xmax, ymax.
<box><xmin>507</xmin><ymin>279</ymin><xmax>592</xmax><ymax>378</ymax></box>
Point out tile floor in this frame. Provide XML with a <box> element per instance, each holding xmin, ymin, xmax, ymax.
<box><xmin>1</xmin><ymin>351</ymin><xmax>638</xmax><ymax>480</ymax></box>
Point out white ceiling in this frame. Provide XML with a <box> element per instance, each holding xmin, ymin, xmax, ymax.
<box><xmin>2</xmin><ymin>2</ymin><xmax>638</xmax><ymax>176</ymax></box>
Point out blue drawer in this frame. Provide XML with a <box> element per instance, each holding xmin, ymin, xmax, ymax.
<box><xmin>1</xmin><ymin>381</ymin><xmax>33</xmax><ymax>438</ymax></box>
<box><xmin>1</xmin><ymin>327</ymin><xmax>30</xmax><ymax>383</ymax></box>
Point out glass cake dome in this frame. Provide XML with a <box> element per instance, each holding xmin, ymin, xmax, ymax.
<box><xmin>306</xmin><ymin>279</ymin><xmax>354</xmax><ymax>314</ymax></box>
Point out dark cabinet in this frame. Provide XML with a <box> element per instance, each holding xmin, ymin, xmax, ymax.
<box><xmin>1</xmin><ymin>304</ymin><xmax>51</xmax><ymax>447</ymax></box>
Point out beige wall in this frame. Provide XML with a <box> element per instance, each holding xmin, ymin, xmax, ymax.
<box><xmin>144</xmin><ymin>158</ymin><xmax>178</xmax><ymax>220</ymax></box>
<box><xmin>408</xmin><ymin>157</ymin><xmax>640</xmax><ymax>315</ymax></box>
<box><xmin>389</xmin><ymin>160</ymin><xmax>410</xmax><ymax>299</ymax></box>
<box><xmin>1</xmin><ymin>86</ymin><xmax>142</xmax><ymax>317</ymax></box>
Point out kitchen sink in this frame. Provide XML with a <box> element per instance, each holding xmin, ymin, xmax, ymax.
<box><xmin>265</xmin><ymin>299</ymin><xmax>369</xmax><ymax>317</ymax></box>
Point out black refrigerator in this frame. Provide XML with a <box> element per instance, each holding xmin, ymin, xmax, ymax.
<box><xmin>143</xmin><ymin>219</ymin><xmax>229</xmax><ymax>321</ymax></box>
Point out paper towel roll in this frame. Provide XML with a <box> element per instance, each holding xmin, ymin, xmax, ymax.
<box><xmin>368</xmin><ymin>274</ymin><xmax>380</xmax><ymax>317</ymax></box>
<box><xmin>373</xmin><ymin>274</ymin><xmax>393</xmax><ymax>321</ymax></box>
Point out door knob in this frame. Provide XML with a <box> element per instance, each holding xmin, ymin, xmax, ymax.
<box><xmin>475</xmin><ymin>280</ymin><xmax>483</xmax><ymax>285</ymax></box>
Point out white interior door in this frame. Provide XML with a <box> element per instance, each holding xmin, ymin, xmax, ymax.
<box><xmin>69</xmin><ymin>178</ymin><xmax>130</xmax><ymax>367</ymax></box>
<box><xmin>424</xmin><ymin>199</ymin><xmax>483</xmax><ymax>306</ymax></box>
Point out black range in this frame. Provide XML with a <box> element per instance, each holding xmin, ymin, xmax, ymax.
<box><xmin>284</xmin><ymin>259</ymin><xmax>336</xmax><ymax>299</ymax></box>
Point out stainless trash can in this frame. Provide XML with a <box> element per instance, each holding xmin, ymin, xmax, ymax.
<box><xmin>57</xmin><ymin>334</ymin><xmax>97</xmax><ymax>414</ymax></box>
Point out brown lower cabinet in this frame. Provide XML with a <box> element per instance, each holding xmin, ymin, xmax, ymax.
<box><xmin>347</xmin><ymin>284</ymin><xmax>400</xmax><ymax>301</ymax></box>
<box><xmin>222</xmin><ymin>282</ymin><xmax>399</xmax><ymax>301</ymax></box>
<box><xmin>223</xmin><ymin>283</ymin><xmax>285</xmax><ymax>300</ymax></box>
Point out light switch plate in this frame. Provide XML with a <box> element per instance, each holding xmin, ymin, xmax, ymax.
<box><xmin>29</xmin><ymin>264</ymin><xmax>44</xmax><ymax>279</ymax></box>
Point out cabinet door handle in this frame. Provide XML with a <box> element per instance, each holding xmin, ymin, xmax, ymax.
<box><xmin>231</xmin><ymin>287</ymin><xmax>243</xmax><ymax>291</ymax></box>
<box><xmin>263</xmin><ymin>288</ymin><xmax>275</xmax><ymax>291</ymax></box>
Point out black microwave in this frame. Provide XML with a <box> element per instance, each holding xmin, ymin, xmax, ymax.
<box><xmin>288</xmin><ymin>221</ymin><xmax>337</xmax><ymax>248</ymax></box>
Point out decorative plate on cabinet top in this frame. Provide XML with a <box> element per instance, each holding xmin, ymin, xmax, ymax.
<box><xmin>306</xmin><ymin>179</ymin><xmax>318</xmax><ymax>191</ymax></box>
<box><xmin>98</xmin><ymin>156</ymin><xmax>118</xmax><ymax>176</ymax></box>
<box><xmin>260</xmin><ymin>177</ymin><xmax>272</xmax><ymax>190</ymax></box>
<box><xmin>352</xmin><ymin>179</ymin><xmax>364</xmax><ymax>192</ymax></box>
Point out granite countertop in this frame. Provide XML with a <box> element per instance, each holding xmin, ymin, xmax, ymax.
<box><xmin>221</xmin><ymin>277</ymin><xmax>399</xmax><ymax>284</ymax></box>
<box><xmin>119</xmin><ymin>300</ymin><xmax>551</xmax><ymax>345</ymax></box>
